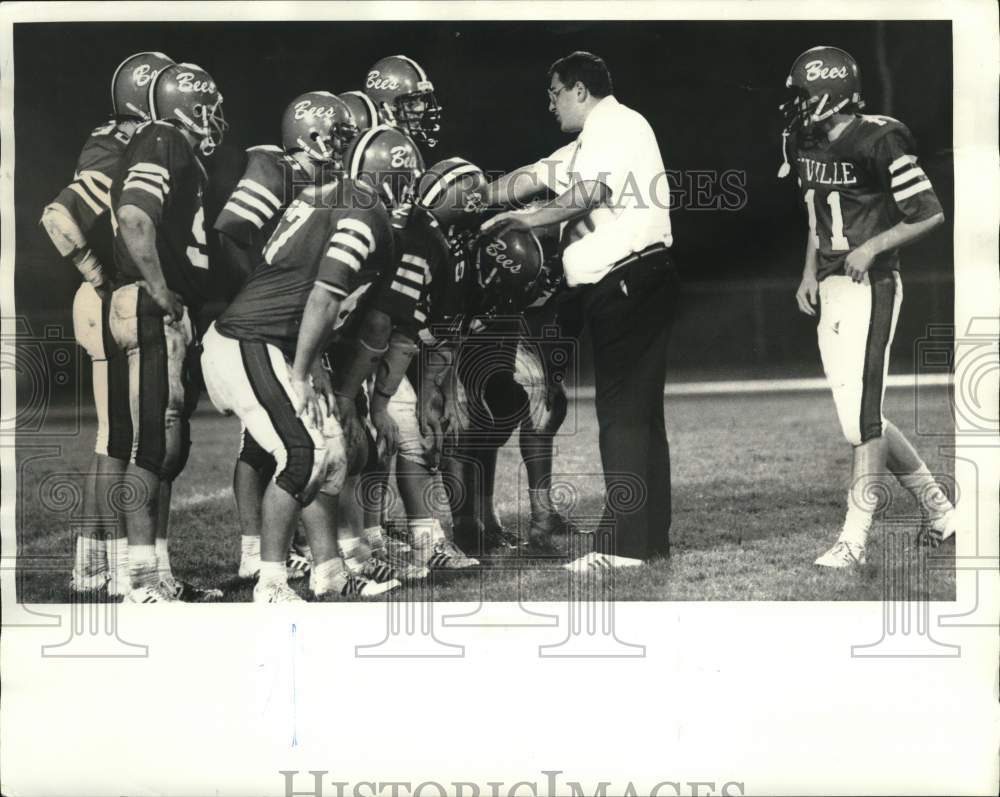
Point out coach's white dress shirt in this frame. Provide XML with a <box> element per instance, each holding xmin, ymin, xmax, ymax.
<box><xmin>527</xmin><ymin>95</ymin><xmax>672</xmax><ymax>286</ymax></box>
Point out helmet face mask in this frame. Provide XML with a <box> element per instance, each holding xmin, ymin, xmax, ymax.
<box><xmin>394</xmin><ymin>87</ymin><xmax>442</xmax><ymax>147</ymax></box>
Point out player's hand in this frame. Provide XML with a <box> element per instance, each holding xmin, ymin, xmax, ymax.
<box><xmin>541</xmin><ymin>381</ymin><xmax>568</xmax><ymax>436</ymax></box>
<box><xmin>418</xmin><ymin>384</ymin><xmax>446</xmax><ymax>471</ymax></box>
<box><xmin>845</xmin><ymin>243</ymin><xmax>876</xmax><ymax>283</ymax></box>
<box><xmin>149</xmin><ymin>284</ymin><xmax>184</xmax><ymax>324</ymax></box>
<box><xmin>290</xmin><ymin>376</ymin><xmax>322</xmax><ymax>428</ymax></box>
<box><xmin>795</xmin><ymin>272</ymin><xmax>819</xmax><ymax>316</ymax></box>
<box><xmin>479</xmin><ymin>211</ymin><xmax>532</xmax><ymax>240</ymax></box>
<box><xmin>371</xmin><ymin>408</ymin><xmax>399</xmax><ymax>462</ymax></box>
<box><xmin>333</xmin><ymin>392</ymin><xmax>368</xmax><ymax>472</ymax></box>
<box><xmin>309</xmin><ymin>359</ymin><xmax>335</xmax><ymax>417</ymax></box>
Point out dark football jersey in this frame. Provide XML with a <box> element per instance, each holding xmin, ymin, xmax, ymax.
<box><xmin>416</xmin><ymin>226</ymin><xmax>484</xmax><ymax>341</ymax></box>
<box><xmin>213</xmin><ymin>145</ymin><xmax>313</xmax><ymax>252</ymax></box>
<box><xmin>51</xmin><ymin>118</ymin><xmax>133</xmax><ymax>274</ymax></box>
<box><xmin>112</xmin><ymin>121</ymin><xmax>211</xmax><ymax>307</ymax></box>
<box><xmin>214</xmin><ymin>179</ymin><xmax>394</xmax><ymax>357</ymax></box>
<box><xmin>791</xmin><ymin>114</ymin><xmax>943</xmax><ymax>281</ymax></box>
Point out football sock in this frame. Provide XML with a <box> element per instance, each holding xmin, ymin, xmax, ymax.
<box><xmin>840</xmin><ymin>499</ymin><xmax>874</xmax><ymax>547</ymax></box>
<box><xmin>362</xmin><ymin>526</ymin><xmax>386</xmax><ymax>554</ymax></box>
<box><xmin>898</xmin><ymin>465</ymin><xmax>954</xmax><ymax>523</ymax></box>
<box><xmin>241</xmin><ymin>534</ymin><xmax>260</xmax><ymax>561</ymax></box>
<box><xmin>107</xmin><ymin>537</ymin><xmax>129</xmax><ymax>592</ymax></box>
<box><xmin>409</xmin><ymin>518</ymin><xmax>445</xmax><ymax>551</ymax></box>
<box><xmin>258</xmin><ymin>560</ymin><xmax>287</xmax><ymax>587</ymax></box>
<box><xmin>528</xmin><ymin>488</ymin><xmax>555</xmax><ymax>522</ymax></box>
<box><xmin>74</xmin><ymin>535</ymin><xmax>107</xmax><ymax>580</ymax></box>
<box><xmin>129</xmin><ymin>545</ymin><xmax>158</xmax><ymax>589</ymax></box>
<box><xmin>311</xmin><ymin>556</ymin><xmax>347</xmax><ymax>594</ymax></box>
<box><xmin>155</xmin><ymin>538</ymin><xmax>174</xmax><ymax>582</ymax></box>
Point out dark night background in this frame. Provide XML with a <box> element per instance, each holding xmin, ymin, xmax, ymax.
<box><xmin>13</xmin><ymin>20</ymin><xmax>952</xmax><ymax>380</ymax></box>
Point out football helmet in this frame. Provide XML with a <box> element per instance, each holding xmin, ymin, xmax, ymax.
<box><xmin>148</xmin><ymin>62</ymin><xmax>228</xmax><ymax>156</ymax></box>
<box><xmin>111</xmin><ymin>51</ymin><xmax>175</xmax><ymax>120</ymax></box>
<box><xmin>281</xmin><ymin>91</ymin><xmax>358</xmax><ymax>167</ymax></box>
<box><xmin>345</xmin><ymin>125</ymin><xmax>425</xmax><ymax>209</ymax></box>
<box><xmin>476</xmin><ymin>224</ymin><xmax>545</xmax><ymax>313</ymax></box>
<box><xmin>780</xmin><ymin>46</ymin><xmax>864</xmax><ymax>135</ymax></box>
<box><xmin>339</xmin><ymin>90</ymin><xmax>380</xmax><ymax>133</ymax></box>
<box><xmin>364</xmin><ymin>55</ymin><xmax>442</xmax><ymax>147</ymax></box>
<box><xmin>414</xmin><ymin>157</ymin><xmax>487</xmax><ymax>229</ymax></box>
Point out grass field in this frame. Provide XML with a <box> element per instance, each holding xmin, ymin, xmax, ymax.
<box><xmin>15</xmin><ymin>384</ymin><xmax>956</xmax><ymax>602</ymax></box>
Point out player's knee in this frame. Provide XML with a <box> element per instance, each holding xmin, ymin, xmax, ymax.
<box><xmin>239</xmin><ymin>438</ymin><xmax>276</xmax><ymax>476</ymax></box>
<box><xmin>72</xmin><ymin>283</ymin><xmax>105</xmax><ymax>361</ymax></box>
<box><xmin>108</xmin><ymin>285</ymin><xmax>141</xmax><ymax>355</ymax></box>
<box><xmin>274</xmin><ymin>444</ymin><xmax>322</xmax><ymax>505</ymax></box>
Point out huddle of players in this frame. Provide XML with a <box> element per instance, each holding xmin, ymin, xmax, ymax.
<box><xmin>44</xmin><ymin>52</ymin><xmax>572</xmax><ymax>603</ymax></box>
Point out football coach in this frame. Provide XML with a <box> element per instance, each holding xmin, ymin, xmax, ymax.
<box><xmin>483</xmin><ymin>50</ymin><xmax>677</xmax><ymax>571</ymax></box>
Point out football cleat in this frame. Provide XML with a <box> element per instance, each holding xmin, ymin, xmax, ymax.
<box><xmin>562</xmin><ymin>552</ymin><xmax>644</xmax><ymax>573</ymax></box>
<box><xmin>125</xmin><ymin>584</ymin><xmax>177</xmax><ymax>604</ymax></box>
<box><xmin>160</xmin><ymin>576</ymin><xmax>224</xmax><ymax>602</ymax></box>
<box><xmin>527</xmin><ymin>512</ymin><xmax>580</xmax><ymax>554</ymax></box>
<box><xmin>421</xmin><ymin>539</ymin><xmax>480</xmax><ymax>570</ymax></box>
<box><xmin>285</xmin><ymin>551</ymin><xmax>312</xmax><ymax>580</ymax></box>
<box><xmin>70</xmin><ymin>571</ymin><xmax>110</xmax><ymax>594</ymax></box>
<box><xmin>814</xmin><ymin>539</ymin><xmax>867</xmax><ymax>568</ymax></box>
<box><xmin>917</xmin><ymin>510</ymin><xmax>957</xmax><ymax>548</ymax></box>
<box><xmin>254</xmin><ymin>581</ymin><xmax>305</xmax><ymax>603</ymax></box>
<box><xmin>331</xmin><ymin>573</ymin><xmax>401</xmax><ymax>598</ymax></box>
<box><xmin>373</xmin><ymin>547</ymin><xmax>429</xmax><ymax>581</ymax></box>
<box><xmin>238</xmin><ymin>555</ymin><xmax>261</xmax><ymax>580</ymax></box>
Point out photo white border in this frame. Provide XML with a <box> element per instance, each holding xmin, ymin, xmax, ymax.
<box><xmin>1</xmin><ymin>3</ymin><xmax>997</xmax><ymax>796</ymax></box>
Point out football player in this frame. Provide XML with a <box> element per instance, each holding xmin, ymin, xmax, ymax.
<box><xmin>109</xmin><ymin>62</ymin><xmax>227</xmax><ymax>602</ymax></box>
<box><xmin>779</xmin><ymin>46</ymin><xmax>956</xmax><ymax>567</ymax></box>
<box><xmin>363</xmin><ymin>55</ymin><xmax>442</xmax><ymax>148</ymax></box>
<box><xmin>40</xmin><ymin>51</ymin><xmax>174</xmax><ymax>597</ymax></box>
<box><xmin>339</xmin><ymin>90</ymin><xmax>380</xmax><ymax>134</ymax></box>
<box><xmin>371</xmin><ymin>156</ymin><xmax>501</xmax><ymax>570</ymax></box>
<box><xmin>202</xmin><ymin>125</ymin><xmax>424</xmax><ymax>601</ymax></box>
<box><xmin>213</xmin><ymin>91</ymin><xmax>357</xmax><ymax>581</ymax></box>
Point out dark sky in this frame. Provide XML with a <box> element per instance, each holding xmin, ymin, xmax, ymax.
<box><xmin>14</xmin><ymin>19</ymin><xmax>952</xmax><ymax>319</ymax></box>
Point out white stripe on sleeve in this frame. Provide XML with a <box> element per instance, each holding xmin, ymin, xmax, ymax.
<box><xmin>222</xmin><ymin>201</ymin><xmax>265</xmax><ymax>228</ymax></box>
<box><xmin>239</xmin><ymin>178</ymin><xmax>281</xmax><ymax>209</ymax></box>
<box><xmin>122</xmin><ymin>180</ymin><xmax>164</xmax><ymax>204</ymax></box>
<box><xmin>888</xmin><ymin>154</ymin><xmax>917</xmax><ymax>173</ymax></box>
<box><xmin>337</xmin><ymin>218</ymin><xmax>375</xmax><ymax>251</ymax></box>
<box><xmin>890</xmin><ymin>167</ymin><xmax>926</xmax><ymax>188</ymax></box>
<box><xmin>230</xmin><ymin>189</ymin><xmax>276</xmax><ymax>219</ymax></box>
<box><xmin>68</xmin><ymin>183</ymin><xmax>103</xmax><ymax>215</ymax></box>
<box><xmin>327</xmin><ymin>247</ymin><xmax>362</xmax><ymax>271</ymax></box>
<box><xmin>391</xmin><ymin>281</ymin><xmax>421</xmax><ymax>300</ymax></box>
<box><xmin>894</xmin><ymin>180</ymin><xmax>934</xmax><ymax>202</ymax></box>
<box><xmin>129</xmin><ymin>162</ymin><xmax>170</xmax><ymax>179</ymax></box>
<box><xmin>330</xmin><ymin>231</ymin><xmax>370</xmax><ymax>258</ymax></box>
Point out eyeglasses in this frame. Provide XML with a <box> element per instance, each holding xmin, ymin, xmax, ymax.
<box><xmin>547</xmin><ymin>85</ymin><xmax>568</xmax><ymax>104</ymax></box>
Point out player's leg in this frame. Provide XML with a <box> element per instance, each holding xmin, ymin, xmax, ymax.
<box><xmin>109</xmin><ymin>285</ymin><xmax>172</xmax><ymax>601</ymax></box>
<box><xmin>815</xmin><ymin>273</ymin><xmax>901</xmax><ymax>567</ymax></box>
<box><xmin>883</xmin><ymin>421</ymin><xmax>956</xmax><ymax>544</ymax></box>
<box><xmin>389</xmin><ymin>376</ymin><xmax>475</xmax><ymax>570</ymax></box>
<box><xmin>70</xmin><ymin>283</ymin><xmax>111</xmax><ymax>592</ymax></box>
<box><xmin>103</xmin><ymin>314</ymin><xmax>133</xmax><ymax>598</ymax></box>
<box><xmin>233</xmin><ymin>428</ymin><xmax>275</xmax><ymax>579</ymax></box>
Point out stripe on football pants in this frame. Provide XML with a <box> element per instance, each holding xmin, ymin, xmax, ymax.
<box><xmin>858</xmin><ymin>273</ymin><xmax>897</xmax><ymax>443</ymax></box>
<box><xmin>134</xmin><ymin>289</ymin><xmax>169</xmax><ymax>474</ymax></box>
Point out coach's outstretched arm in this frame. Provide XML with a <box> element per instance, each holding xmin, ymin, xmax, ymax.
<box><xmin>484</xmin><ymin>165</ymin><xmax>551</xmax><ymax>210</ymax></box>
<box><xmin>116</xmin><ymin>204</ymin><xmax>183</xmax><ymax>321</ymax></box>
<box><xmin>484</xmin><ymin>179</ymin><xmax>611</xmax><ymax>235</ymax></box>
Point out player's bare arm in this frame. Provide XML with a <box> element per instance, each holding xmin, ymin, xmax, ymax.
<box><xmin>290</xmin><ymin>284</ymin><xmax>343</xmax><ymax>425</ymax></box>
<box><xmin>844</xmin><ymin>212</ymin><xmax>945</xmax><ymax>283</ymax></box>
<box><xmin>116</xmin><ymin>203</ymin><xmax>182</xmax><ymax>321</ymax></box>
<box><xmin>795</xmin><ymin>232</ymin><xmax>820</xmax><ymax>316</ymax></box>
<box><xmin>40</xmin><ymin>203</ymin><xmax>110</xmax><ymax>294</ymax></box>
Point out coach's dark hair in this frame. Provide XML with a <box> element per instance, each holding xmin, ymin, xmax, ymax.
<box><xmin>548</xmin><ymin>51</ymin><xmax>613</xmax><ymax>98</ymax></box>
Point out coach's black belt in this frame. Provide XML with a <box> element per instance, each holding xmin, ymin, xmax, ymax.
<box><xmin>603</xmin><ymin>243</ymin><xmax>671</xmax><ymax>279</ymax></box>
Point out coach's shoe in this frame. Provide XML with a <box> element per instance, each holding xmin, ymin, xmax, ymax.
<box><xmin>254</xmin><ymin>580</ymin><xmax>305</xmax><ymax>603</ymax></box>
<box><xmin>125</xmin><ymin>584</ymin><xmax>177</xmax><ymax>604</ymax></box>
<box><xmin>562</xmin><ymin>551</ymin><xmax>644</xmax><ymax>574</ymax></box>
<box><xmin>327</xmin><ymin>572</ymin><xmax>400</xmax><ymax>598</ymax></box>
<box><xmin>420</xmin><ymin>539</ymin><xmax>480</xmax><ymax>570</ymax></box>
<box><xmin>917</xmin><ymin>509</ymin><xmax>957</xmax><ymax>548</ymax></box>
<box><xmin>286</xmin><ymin>551</ymin><xmax>312</xmax><ymax>581</ymax></box>
<box><xmin>161</xmin><ymin>576</ymin><xmax>224</xmax><ymax>602</ymax></box>
<box><xmin>814</xmin><ymin>539</ymin><xmax>867</xmax><ymax>568</ymax></box>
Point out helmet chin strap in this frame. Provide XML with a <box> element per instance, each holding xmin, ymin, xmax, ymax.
<box><xmin>777</xmin><ymin>130</ymin><xmax>791</xmax><ymax>179</ymax></box>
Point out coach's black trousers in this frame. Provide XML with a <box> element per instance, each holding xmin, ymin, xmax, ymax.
<box><xmin>564</xmin><ymin>250</ymin><xmax>679</xmax><ymax>561</ymax></box>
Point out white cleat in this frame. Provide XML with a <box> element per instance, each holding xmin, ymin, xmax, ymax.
<box><xmin>253</xmin><ymin>581</ymin><xmax>305</xmax><ymax>603</ymax></box>
<box><xmin>373</xmin><ymin>548</ymin><xmax>429</xmax><ymax>581</ymax></box>
<box><xmin>315</xmin><ymin>572</ymin><xmax>400</xmax><ymax>598</ymax></box>
<box><xmin>562</xmin><ymin>551</ymin><xmax>644</xmax><ymax>573</ymax></box>
<box><xmin>125</xmin><ymin>584</ymin><xmax>177</xmax><ymax>604</ymax></box>
<box><xmin>814</xmin><ymin>539</ymin><xmax>866</xmax><ymax>568</ymax></box>
<box><xmin>70</xmin><ymin>571</ymin><xmax>109</xmax><ymax>593</ymax></box>
<box><xmin>238</xmin><ymin>555</ymin><xmax>261</xmax><ymax>580</ymax></box>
